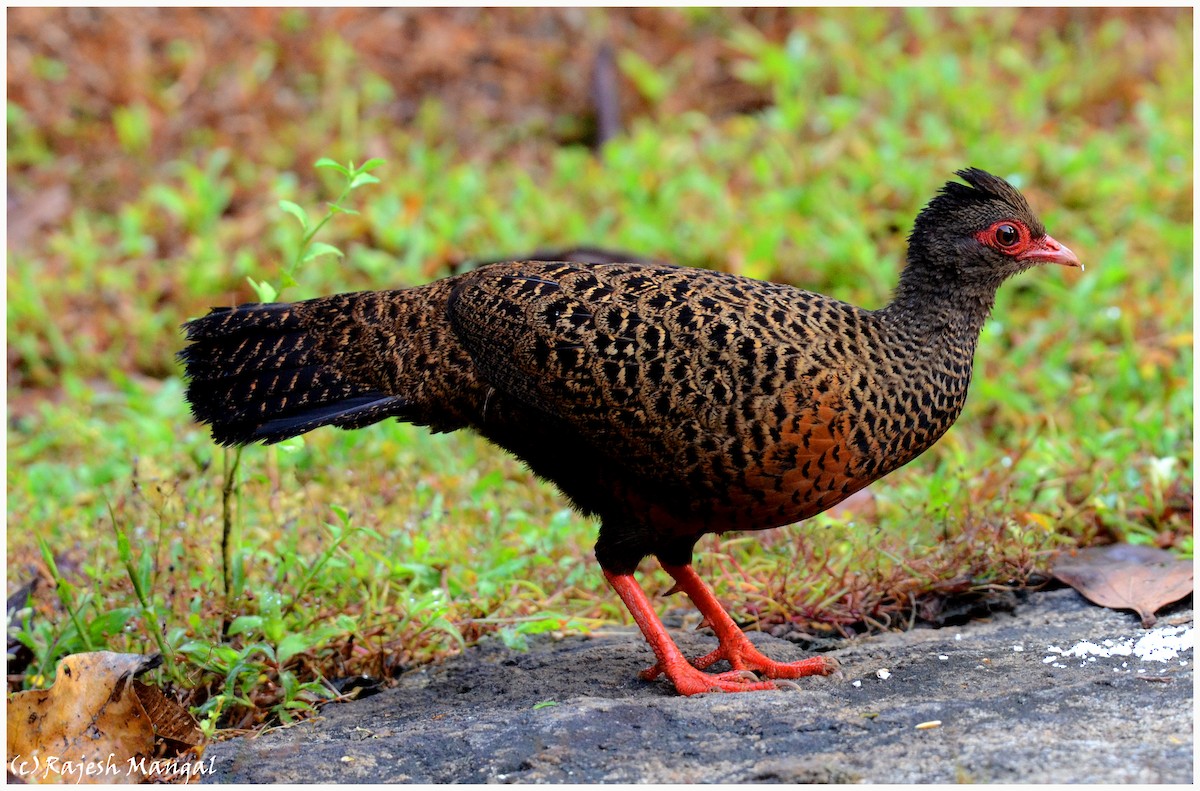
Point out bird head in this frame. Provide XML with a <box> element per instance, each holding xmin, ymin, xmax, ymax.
<box><xmin>907</xmin><ymin>168</ymin><xmax>1082</xmax><ymax>284</ymax></box>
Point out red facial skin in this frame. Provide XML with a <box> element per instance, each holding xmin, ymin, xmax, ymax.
<box><xmin>975</xmin><ymin>220</ymin><xmax>1082</xmax><ymax>268</ymax></box>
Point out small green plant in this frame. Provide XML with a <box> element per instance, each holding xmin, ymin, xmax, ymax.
<box><xmin>247</xmin><ymin>157</ymin><xmax>385</xmax><ymax>303</ymax></box>
<box><xmin>221</xmin><ymin>156</ymin><xmax>388</xmax><ymax>615</ymax></box>
<box><xmin>201</xmin><ymin>156</ymin><xmax>389</xmax><ymax>722</ymax></box>
<box><xmin>113</xmin><ymin>102</ymin><xmax>153</xmax><ymax>156</ymax></box>
<box><xmin>182</xmin><ymin>508</ymin><xmax>379</xmax><ymax>723</ymax></box>
<box><xmin>110</xmin><ymin>504</ymin><xmax>183</xmax><ymax>684</ymax></box>
<box><xmin>26</xmin><ymin>538</ymin><xmax>96</xmax><ymax>677</ymax></box>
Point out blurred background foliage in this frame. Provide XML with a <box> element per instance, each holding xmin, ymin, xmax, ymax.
<box><xmin>6</xmin><ymin>8</ymin><xmax>1191</xmax><ymax>728</ymax></box>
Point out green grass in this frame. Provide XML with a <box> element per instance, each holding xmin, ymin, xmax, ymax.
<box><xmin>7</xmin><ymin>8</ymin><xmax>1191</xmax><ymax>730</ymax></box>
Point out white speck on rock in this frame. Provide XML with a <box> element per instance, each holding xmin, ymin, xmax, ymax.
<box><xmin>876</xmin><ymin>668</ymin><xmax>891</xmax><ymax>680</ymax></box>
<box><xmin>938</xmin><ymin>655</ymin><xmax>949</xmax><ymax>661</ymax></box>
<box><xmin>1045</xmin><ymin>623</ymin><xmax>1194</xmax><ymax>666</ymax></box>
<box><xmin>852</xmin><ymin>680</ymin><xmax>862</xmax><ymax>688</ymax></box>
<box><xmin>1012</xmin><ymin>645</ymin><xmax>1024</xmax><ymax>652</ymax></box>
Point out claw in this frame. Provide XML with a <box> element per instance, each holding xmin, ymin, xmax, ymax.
<box><xmin>667</xmin><ymin>663</ymin><xmax>781</xmax><ymax>695</ymax></box>
<box><xmin>605</xmin><ymin>566</ymin><xmax>836</xmax><ymax>697</ymax></box>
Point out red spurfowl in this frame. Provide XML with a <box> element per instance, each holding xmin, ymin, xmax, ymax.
<box><xmin>181</xmin><ymin>168</ymin><xmax>1081</xmax><ymax>695</ymax></box>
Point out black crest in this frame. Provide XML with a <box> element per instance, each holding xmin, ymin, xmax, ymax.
<box><xmin>908</xmin><ymin>168</ymin><xmax>1046</xmax><ymax>258</ymax></box>
<box><xmin>939</xmin><ymin>168</ymin><xmax>1042</xmax><ymax>234</ymax></box>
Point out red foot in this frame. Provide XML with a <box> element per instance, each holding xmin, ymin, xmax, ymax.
<box><xmin>603</xmin><ymin>565</ymin><xmax>838</xmax><ymax>696</ymax></box>
<box><xmin>691</xmin><ymin>639</ymin><xmax>838</xmax><ymax>678</ymax></box>
<box><xmin>644</xmin><ymin>660</ymin><xmax>781</xmax><ymax>696</ymax></box>
<box><xmin>643</xmin><ymin>639</ymin><xmax>837</xmax><ymax>685</ymax></box>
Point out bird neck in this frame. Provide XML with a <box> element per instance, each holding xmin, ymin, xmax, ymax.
<box><xmin>879</xmin><ymin>260</ymin><xmax>1002</xmax><ymax>348</ymax></box>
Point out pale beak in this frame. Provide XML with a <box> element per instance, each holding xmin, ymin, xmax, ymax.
<box><xmin>1019</xmin><ymin>234</ymin><xmax>1083</xmax><ymax>270</ymax></box>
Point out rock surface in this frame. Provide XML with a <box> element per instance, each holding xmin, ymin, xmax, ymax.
<box><xmin>205</xmin><ymin>589</ymin><xmax>1192</xmax><ymax>783</ymax></box>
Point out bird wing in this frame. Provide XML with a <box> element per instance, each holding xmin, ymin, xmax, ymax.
<box><xmin>447</xmin><ymin>261</ymin><xmax>855</xmax><ymax>494</ymax></box>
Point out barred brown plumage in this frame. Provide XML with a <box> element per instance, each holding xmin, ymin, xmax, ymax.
<box><xmin>179</xmin><ymin>168</ymin><xmax>1081</xmax><ymax>695</ymax></box>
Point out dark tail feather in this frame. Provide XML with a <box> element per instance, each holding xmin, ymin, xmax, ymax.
<box><xmin>179</xmin><ymin>298</ymin><xmax>408</xmax><ymax>446</ymax></box>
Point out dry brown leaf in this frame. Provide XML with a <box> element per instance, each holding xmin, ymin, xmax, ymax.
<box><xmin>132</xmin><ymin>681</ymin><xmax>202</xmax><ymax>748</ymax></box>
<box><xmin>1052</xmin><ymin>544</ymin><xmax>1193</xmax><ymax>628</ymax></box>
<box><xmin>6</xmin><ymin>652</ymin><xmax>202</xmax><ymax>784</ymax></box>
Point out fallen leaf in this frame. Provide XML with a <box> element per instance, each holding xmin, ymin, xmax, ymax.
<box><xmin>6</xmin><ymin>652</ymin><xmax>202</xmax><ymax>784</ymax></box>
<box><xmin>132</xmin><ymin>681</ymin><xmax>202</xmax><ymax>747</ymax></box>
<box><xmin>1052</xmin><ymin>544</ymin><xmax>1193</xmax><ymax>627</ymax></box>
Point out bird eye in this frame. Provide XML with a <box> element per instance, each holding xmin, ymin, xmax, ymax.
<box><xmin>994</xmin><ymin>224</ymin><xmax>1020</xmax><ymax>247</ymax></box>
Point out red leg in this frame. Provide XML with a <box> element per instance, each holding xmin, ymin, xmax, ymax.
<box><xmin>604</xmin><ymin>569</ymin><xmax>779</xmax><ymax>695</ymax></box>
<box><xmin>653</xmin><ymin>563</ymin><xmax>837</xmax><ymax>680</ymax></box>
